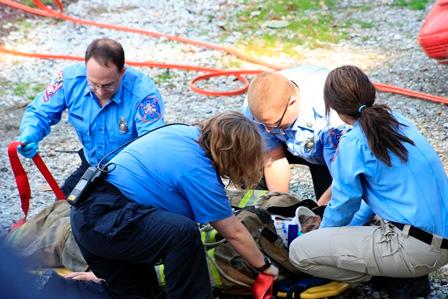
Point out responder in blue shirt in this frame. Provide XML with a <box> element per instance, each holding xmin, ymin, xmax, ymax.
<box><xmin>242</xmin><ymin>65</ymin><xmax>348</xmax><ymax>205</ymax></box>
<box><xmin>289</xmin><ymin>65</ymin><xmax>448</xmax><ymax>299</ymax></box>
<box><xmin>70</xmin><ymin>112</ymin><xmax>279</xmax><ymax>299</ymax></box>
<box><xmin>17</xmin><ymin>38</ymin><xmax>165</xmax><ymax>196</ymax></box>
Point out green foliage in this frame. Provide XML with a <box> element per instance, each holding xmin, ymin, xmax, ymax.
<box><xmin>393</xmin><ymin>0</ymin><xmax>431</xmax><ymax>10</ymax></box>
<box><xmin>11</xmin><ymin>82</ymin><xmax>45</xmax><ymax>101</ymax></box>
<box><xmin>15</xmin><ymin>19</ymin><xmax>34</xmax><ymax>31</ymax></box>
<box><xmin>224</xmin><ymin>0</ymin><xmax>347</xmax><ymax>60</ymax></box>
<box><xmin>21</xmin><ymin>0</ymin><xmax>54</xmax><ymax>7</ymax></box>
<box><xmin>154</xmin><ymin>70</ymin><xmax>175</xmax><ymax>84</ymax></box>
<box><xmin>357</xmin><ymin>20</ymin><xmax>374</xmax><ymax>29</ymax></box>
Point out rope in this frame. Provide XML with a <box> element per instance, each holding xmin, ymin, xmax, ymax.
<box><xmin>0</xmin><ymin>0</ymin><xmax>447</xmax><ymax>103</ymax></box>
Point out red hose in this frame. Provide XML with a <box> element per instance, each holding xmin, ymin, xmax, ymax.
<box><xmin>0</xmin><ymin>0</ymin><xmax>447</xmax><ymax>104</ymax></box>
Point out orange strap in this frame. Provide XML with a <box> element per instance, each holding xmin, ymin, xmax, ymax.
<box><xmin>7</xmin><ymin>141</ymin><xmax>65</xmax><ymax>230</ymax></box>
<box><xmin>0</xmin><ymin>0</ymin><xmax>447</xmax><ymax>102</ymax></box>
<box><xmin>252</xmin><ymin>273</ymin><xmax>274</xmax><ymax>299</ymax></box>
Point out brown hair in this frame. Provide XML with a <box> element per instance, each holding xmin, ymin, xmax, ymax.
<box><xmin>324</xmin><ymin>65</ymin><xmax>414</xmax><ymax>166</ymax></box>
<box><xmin>85</xmin><ymin>38</ymin><xmax>125</xmax><ymax>71</ymax></box>
<box><xmin>198</xmin><ymin>111</ymin><xmax>264</xmax><ymax>189</ymax></box>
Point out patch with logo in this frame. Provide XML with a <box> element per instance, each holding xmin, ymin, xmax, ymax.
<box><xmin>328</xmin><ymin>127</ymin><xmax>345</xmax><ymax>163</ymax></box>
<box><xmin>137</xmin><ymin>95</ymin><xmax>162</xmax><ymax>124</ymax></box>
<box><xmin>118</xmin><ymin>117</ymin><xmax>128</xmax><ymax>134</ymax></box>
<box><xmin>329</xmin><ymin>127</ymin><xmax>343</xmax><ymax>149</ymax></box>
<box><xmin>304</xmin><ymin>137</ymin><xmax>315</xmax><ymax>152</ymax></box>
<box><xmin>43</xmin><ymin>71</ymin><xmax>63</xmax><ymax>102</ymax></box>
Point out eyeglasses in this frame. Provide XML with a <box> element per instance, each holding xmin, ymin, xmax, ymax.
<box><xmin>261</xmin><ymin>80</ymin><xmax>298</xmax><ymax>135</ymax></box>
<box><xmin>87</xmin><ymin>78</ymin><xmax>120</xmax><ymax>92</ymax></box>
<box><xmin>264</xmin><ymin>99</ymin><xmax>289</xmax><ymax>135</ymax></box>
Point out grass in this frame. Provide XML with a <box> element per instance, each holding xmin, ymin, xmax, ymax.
<box><xmin>393</xmin><ymin>0</ymin><xmax>432</xmax><ymax>10</ymax></box>
<box><xmin>15</xmin><ymin>19</ymin><xmax>34</xmax><ymax>31</ymax></box>
<box><xmin>223</xmin><ymin>0</ymin><xmax>349</xmax><ymax>61</ymax></box>
<box><xmin>21</xmin><ymin>0</ymin><xmax>54</xmax><ymax>7</ymax></box>
<box><xmin>153</xmin><ymin>70</ymin><xmax>176</xmax><ymax>85</ymax></box>
<box><xmin>11</xmin><ymin>82</ymin><xmax>46</xmax><ymax>101</ymax></box>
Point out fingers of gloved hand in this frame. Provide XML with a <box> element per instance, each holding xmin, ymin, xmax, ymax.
<box><xmin>18</xmin><ymin>142</ymin><xmax>38</xmax><ymax>158</ymax></box>
<box><xmin>17</xmin><ymin>134</ymin><xmax>34</xmax><ymax>145</ymax></box>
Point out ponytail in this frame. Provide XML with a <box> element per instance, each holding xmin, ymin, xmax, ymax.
<box><xmin>358</xmin><ymin>104</ymin><xmax>414</xmax><ymax>166</ymax></box>
<box><xmin>324</xmin><ymin>65</ymin><xmax>415</xmax><ymax>166</ymax></box>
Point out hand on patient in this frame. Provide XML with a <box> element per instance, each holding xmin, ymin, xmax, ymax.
<box><xmin>63</xmin><ymin>271</ymin><xmax>104</xmax><ymax>284</ymax></box>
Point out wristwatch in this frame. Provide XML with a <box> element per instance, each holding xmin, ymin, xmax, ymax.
<box><xmin>255</xmin><ymin>256</ymin><xmax>272</xmax><ymax>272</ymax></box>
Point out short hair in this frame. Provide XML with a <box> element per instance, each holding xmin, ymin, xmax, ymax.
<box><xmin>247</xmin><ymin>72</ymin><xmax>294</xmax><ymax>120</ymax></box>
<box><xmin>198</xmin><ymin>111</ymin><xmax>264</xmax><ymax>189</ymax></box>
<box><xmin>85</xmin><ymin>38</ymin><xmax>125</xmax><ymax>71</ymax></box>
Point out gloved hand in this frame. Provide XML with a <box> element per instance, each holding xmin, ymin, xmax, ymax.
<box><xmin>17</xmin><ymin>134</ymin><xmax>39</xmax><ymax>158</ymax></box>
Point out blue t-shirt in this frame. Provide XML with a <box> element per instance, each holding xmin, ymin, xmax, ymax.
<box><xmin>20</xmin><ymin>64</ymin><xmax>165</xmax><ymax>165</ymax></box>
<box><xmin>321</xmin><ymin>113</ymin><xmax>448</xmax><ymax>238</ymax></box>
<box><xmin>105</xmin><ymin>125</ymin><xmax>233</xmax><ymax>224</ymax></box>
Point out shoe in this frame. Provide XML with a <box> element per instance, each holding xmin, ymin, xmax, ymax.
<box><xmin>370</xmin><ymin>275</ymin><xmax>431</xmax><ymax>299</ymax></box>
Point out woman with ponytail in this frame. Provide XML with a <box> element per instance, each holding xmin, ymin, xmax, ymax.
<box><xmin>289</xmin><ymin>65</ymin><xmax>448</xmax><ymax>298</ymax></box>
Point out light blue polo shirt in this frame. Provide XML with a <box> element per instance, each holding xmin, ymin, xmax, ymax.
<box><xmin>321</xmin><ymin>113</ymin><xmax>448</xmax><ymax>238</ymax></box>
<box><xmin>20</xmin><ymin>64</ymin><xmax>165</xmax><ymax>165</ymax></box>
<box><xmin>242</xmin><ymin>65</ymin><xmax>348</xmax><ymax>167</ymax></box>
<box><xmin>105</xmin><ymin>125</ymin><xmax>233</xmax><ymax>224</ymax></box>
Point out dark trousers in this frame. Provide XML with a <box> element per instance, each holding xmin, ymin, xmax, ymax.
<box><xmin>70</xmin><ymin>180</ymin><xmax>212</xmax><ymax>299</ymax></box>
<box><xmin>258</xmin><ymin>147</ymin><xmax>332</xmax><ymax>199</ymax></box>
<box><xmin>61</xmin><ymin>149</ymin><xmax>90</xmax><ymax>197</ymax></box>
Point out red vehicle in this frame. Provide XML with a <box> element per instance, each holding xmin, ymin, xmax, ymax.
<box><xmin>419</xmin><ymin>0</ymin><xmax>448</xmax><ymax>64</ymax></box>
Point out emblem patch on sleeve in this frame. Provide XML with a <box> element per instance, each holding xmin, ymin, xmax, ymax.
<box><xmin>43</xmin><ymin>71</ymin><xmax>63</xmax><ymax>102</ymax></box>
<box><xmin>329</xmin><ymin>127</ymin><xmax>343</xmax><ymax>149</ymax></box>
<box><xmin>137</xmin><ymin>95</ymin><xmax>162</xmax><ymax>123</ymax></box>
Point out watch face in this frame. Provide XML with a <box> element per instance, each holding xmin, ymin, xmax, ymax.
<box><xmin>265</xmin><ymin>256</ymin><xmax>272</xmax><ymax>265</ymax></box>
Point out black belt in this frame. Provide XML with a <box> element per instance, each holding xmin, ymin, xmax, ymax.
<box><xmin>390</xmin><ymin>221</ymin><xmax>448</xmax><ymax>249</ymax></box>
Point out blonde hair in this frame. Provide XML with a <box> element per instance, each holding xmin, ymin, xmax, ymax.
<box><xmin>198</xmin><ymin>111</ymin><xmax>264</xmax><ymax>189</ymax></box>
<box><xmin>247</xmin><ymin>72</ymin><xmax>294</xmax><ymax>120</ymax></box>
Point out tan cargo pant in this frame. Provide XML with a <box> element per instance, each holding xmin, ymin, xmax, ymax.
<box><xmin>289</xmin><ymin>222</ymin><xmax>448</xmax><ymax>284</ymax></box>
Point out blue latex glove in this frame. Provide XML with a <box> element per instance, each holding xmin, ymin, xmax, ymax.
<box><xmin>17</xmin><ymin>135</ymin><xmax>39</xmax><ymax>158</ymax></box>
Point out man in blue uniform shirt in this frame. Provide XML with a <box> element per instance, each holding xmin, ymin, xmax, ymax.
<box><xmin>17</xmin><ymin>38</ymin><xmax>165</xmax><ymax>196</ymax></box>
<box><xmin>242</xmin><ymin>65</ymin><xmax>348</xmax><ymax>204</ymax></box>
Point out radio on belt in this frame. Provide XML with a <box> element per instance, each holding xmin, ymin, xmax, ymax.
<box><xmin>67</xmin><ymin>166</ymin><xmax>103</xmax><ymax>207</ymax></box>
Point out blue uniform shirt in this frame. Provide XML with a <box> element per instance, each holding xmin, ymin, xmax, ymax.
<box><xmin>105</xmin><ymin>125</ymin><xmax>233</xmax><ymax>224</ymax></box>
<box><xmin>242</xmin><ymin>65</ymin><xmax>348</xmax><ymax>166</ymax></box>
<box><xmin>321</xmin><ymin>113</ymin><xmax>448</xmax><ymax>238</ymax></box>
<box><xmin>20</xmin><ymin>64</ymin><xmax>165</xmax><ymax>165</ymax></box>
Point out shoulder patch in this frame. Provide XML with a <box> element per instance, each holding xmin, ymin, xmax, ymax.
<box><xmin>43</xmin><ymin>71</ymin><xmax>63</xmax><ymax>102</ymax></box>
<box><xmin>329</xmin><ymin>127</ymin><xmax>343</xmax><ymax>149</ymax></box>
<box><xmin>137</xmin><ymin>95</ymin><xmax>162</xmax><ymax>124</ymax></box>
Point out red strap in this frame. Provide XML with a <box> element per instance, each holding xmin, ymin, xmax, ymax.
<box><xmin>32</xmin><ymin>154</ymin><xmax>65</xmax><ymax>200</ymax></box>
<box><xmin>252</xmin><ymin>273</ymin><xmax>274</xmax><ymax>299</ymax></box>
<box><xmin>8</xmin><ymin>141</ymin><xmax>65</xmax><ymax>228</ymax></box>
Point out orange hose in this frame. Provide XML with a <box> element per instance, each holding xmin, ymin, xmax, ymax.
<box><xmin>0</xmin><ymin>0</ymin><xmax>447</xmax><ymax>104</ymax></box>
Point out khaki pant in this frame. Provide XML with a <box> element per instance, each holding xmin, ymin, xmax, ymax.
<box><xmin>289</xmin><ymin>222</ymin><xmax>448</xmax><ymax>284</ymax></box>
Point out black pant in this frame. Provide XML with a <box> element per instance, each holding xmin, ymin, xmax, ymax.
<box><xmin>70</xmin><ymin>180</ymin><xmax>213</xmax><ymax>299</ymax></box>
<box><xmin>257</xmin><ymin>147</ymin><xmax>332</xmax><ymax>199</ymax></box>
<box><xmin>61</xmin><ymin>149</ymin><xmax>90</xmax><ymax>197</ymax></box>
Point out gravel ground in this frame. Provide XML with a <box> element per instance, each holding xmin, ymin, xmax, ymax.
<box><xmin>0</xmin><ymin>0</ymin><xmax>447</xmax><ymax>298</ymax></box>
